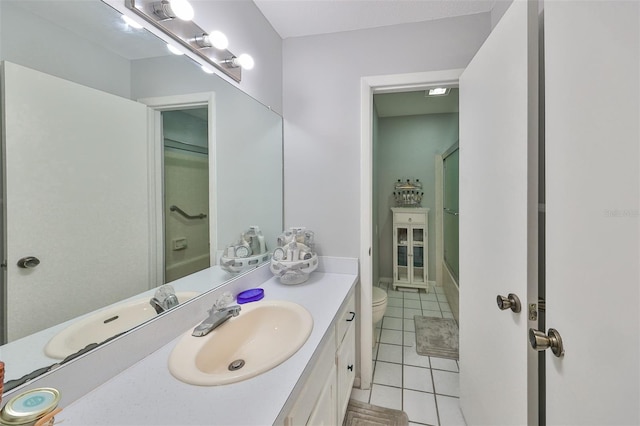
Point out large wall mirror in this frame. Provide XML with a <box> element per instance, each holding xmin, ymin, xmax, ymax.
<box><xmin>0</xmin><ymin>0</ymin><xmax>283</xmax><ymax>386</ymax></box>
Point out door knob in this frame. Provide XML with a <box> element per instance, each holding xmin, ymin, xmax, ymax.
<box><xmin>17</xmin><ymin>256</ymin><xmax>40</xmax><ymax>269</ymax></box>
<box><xmin>529</xmin><ymin>328</ymin><xmax>564</xmax><ymax>357</ymax></box>
<box><xmin>496</xmin><ymin>293</ymin><xmax>521</xmax><ymax>313</ymax></box>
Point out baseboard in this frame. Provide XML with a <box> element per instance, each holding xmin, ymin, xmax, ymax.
<box><xmin>378</xmin><ymin>277</ymin><xmax>392</xmax><ymax>285</ymax></box>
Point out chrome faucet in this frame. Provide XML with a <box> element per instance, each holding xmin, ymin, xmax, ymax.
<box><xmin>192</xmin><ymin>305</ymin><xmax>241</xmax><ymax>337</ymax></box>
<box><xmin>149</xmin><ymin>284</ymin><xmax>179</xmax><ymax>314</ymax></box>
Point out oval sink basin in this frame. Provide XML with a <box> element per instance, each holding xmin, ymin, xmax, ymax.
<box><xmin>169</xmin><ymin>300</ymin><xmax>313</xmax><ymax>386</ymax></box>
<box><xmin>44</xmin><ymin>292</ymin><xmax>199</xmax><ymax>359</ymax></box>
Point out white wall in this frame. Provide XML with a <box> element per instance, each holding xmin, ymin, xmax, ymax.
<box><xmin>282</xmin><ymin>14</ymin><xmax>491</xmax><ymax>257</ymax></box>
<box><xmin>491</xmin><ymin>0</ymin><xmax>515</xmax><ymax>30</ymax></box>
<box><xmin>190</xmin><ymin>0</ymin><xmax>283</xmax><ymax>113</ymax></box>
<box><xmin>0</xmin><ymin>1</ymin><xmax>131</xmax><ymax>98</ymax></box>
<box><xmin>1</xmin><ymin>1</ymin><xmax>283</xmax><ymax>112</ymax></box>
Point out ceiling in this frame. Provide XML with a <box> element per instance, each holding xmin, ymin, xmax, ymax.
<box><xmin>253</xmin><ymin>0</ymin><xmax>498</xmax><ymax>39</ymax></box>
<box><xmin>375</xmin><ymin>89</ymin><xmax>459</xmax><ymax>117</ymax></box>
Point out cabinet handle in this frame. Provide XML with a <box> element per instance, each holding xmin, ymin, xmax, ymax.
<box><xmin>347</xmin><ymin>365</ymin><xmax>353</xmax><ymax>371</ymax></box>
<box><xmin>346</xmin><ymin>311</ymin><xmax>355</xmax><ymax>322</ymax></box>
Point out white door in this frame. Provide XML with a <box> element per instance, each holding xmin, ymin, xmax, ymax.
<box><xmin>3</xmin><ymin>62</ymin><xmax>151</xmax><ymax>341</ymax></box>
<box><xmin>458</xmin><ymin>1</ymin><xmax>539</xmax><ymax>424</ymax></box>
<box><xmin>545</xmin><ymin>2</ymin><xmax>639</xmax><ymax>424</ymax></box>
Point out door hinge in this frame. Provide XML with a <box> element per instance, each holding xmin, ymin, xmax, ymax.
<box><xmin>528</xmin><ymin>298</ymin><xmax>545</xmax><ymax>321</ymax></box>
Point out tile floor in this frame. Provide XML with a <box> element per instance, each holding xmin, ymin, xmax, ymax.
<box><xmin>350</xmin><ymin>282</ymin><xmax>466</xmax><ymax>426</ymax></box>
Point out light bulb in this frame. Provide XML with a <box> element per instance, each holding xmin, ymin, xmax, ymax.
<box><xmin>169</xmin><ymin>0</ymin><xmax>194</xmax><ymax>21</ymax></box>
<box><xmin>122</xmin><ymin>15</ymin><xmax>143</xmax><ymax>29</ymax></box>
<box><xmin>237</xmin><ymin>53</ymin><xmax>254</xmax><ymax>70</ymax></box>
<box><xmin>201</xmin><ymin>65</ymin><xmax>214</xmax><ymax>74</ymax></box>
<box><xmin>208</xmin><ymin>31</ymin><xmax>228</xmax><ymax>50</ymax></box>
<box><xmin>167</xmin><ymin>44</ymin><xmax>183</xmax><ymax>55</ymax></box>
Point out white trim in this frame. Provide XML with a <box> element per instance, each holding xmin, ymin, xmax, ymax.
<box><xmin>435</xmin><ymin>154</ymin><xmax>444</xmax><ymax>289</ymax></box>
<box><xmin>359</xmin><ymin>69</ymin><xmax>463</xmax><ymax>390</ymax></box>
<box><xmin>138</xmin><ymin>92</ymin><xmax>218</xmax><ymax>282</ymax></box>
<box><xmin>146</xmin><ymin>108</ymin><xmax>163</xmax><ymax>288</ymax></box>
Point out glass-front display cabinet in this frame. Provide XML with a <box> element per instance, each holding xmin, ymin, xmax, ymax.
<box><xmin>391</xmin><ymin>207</ymin><xmax>430</xmax><ymax>291</ymax></box>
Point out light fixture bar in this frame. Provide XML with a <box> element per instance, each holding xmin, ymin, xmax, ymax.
<box><xmin>125</xmin><ymin>0</ymin><xmax>242</xmax><ymax>82</ymax></box>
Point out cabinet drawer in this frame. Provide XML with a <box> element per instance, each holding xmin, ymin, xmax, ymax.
<box><xmin>394</xmin><ymin>212</ymin><xmax>425</xmax><ymax>224</ymax></box>
<box><xmin>336</xmin><ymin>292</ymin><xmax>356</xmax><ymax>346</ymax></box>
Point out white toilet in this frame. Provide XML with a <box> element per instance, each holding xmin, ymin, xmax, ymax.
<box><xmin>372</xmin><ymin>286</ymin><xmax>388</xmax><ymax>344</ymax></box>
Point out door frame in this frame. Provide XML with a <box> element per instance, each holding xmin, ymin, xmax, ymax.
<box><xmin>138</xmin><ymin>92</ymin><xmax>217</xmax><ymax>287</ymax></box>
<box><xmin>359</xmin><ymin>69</ymin><xmax>463</xmax><ymax>389</ymax></box>
<box><xmin>435</xmin><ymin>142</ymin><xmax>460</xmax><ymax>321</ymax></box>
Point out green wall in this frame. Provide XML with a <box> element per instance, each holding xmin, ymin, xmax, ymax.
<box><xmin>376</xmin><ymin>113</ymin><xmax>459</xmax><ymax>282</ymax></box>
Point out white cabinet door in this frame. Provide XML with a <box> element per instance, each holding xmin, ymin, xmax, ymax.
<box><xmin>336</xmin><ymin>322</ymin><xmax>356</xmax><ymax>421</ymax></box>
<box><xmin>307</xmin><ymin>364</ymin><xmax>337</xmax><ymax>426</ymax></box>
<box><xmin>3</xmin><ymin>62</ymin><xmax>150</xmax><ymax>341</ymax></box>
<box><xmin>544</xmin><ymin>2</ymin><xmax>639</xmax><ymax>424</ymax></box>
<box><xmin>458</xmin><ymin>0</ymin><xmax>538</xmax><ymax>424</ymax></box>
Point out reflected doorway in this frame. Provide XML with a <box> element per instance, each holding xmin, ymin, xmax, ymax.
<box><xmin>162</xmin><ymin>108</ymin><xmax>211</xmax><ymax>282</ymax></box>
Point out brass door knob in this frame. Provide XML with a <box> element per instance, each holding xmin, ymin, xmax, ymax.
<box><xmin>529</xmin><ymin>328</ymin><xmax>564</xmax><ymax>357</ymax></box>
<box><xmin>496</xmin><ymin>293</ymin><xmax>521</xmax><ymax>313</ymax></box>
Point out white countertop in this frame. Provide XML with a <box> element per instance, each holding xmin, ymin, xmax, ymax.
<box><xmin>57</xmin><ymin>269</ymin><xmax>358</xmax><ymax>425</ymax></box>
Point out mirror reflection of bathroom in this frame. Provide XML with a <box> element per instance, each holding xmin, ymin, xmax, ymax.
<box><xmin>162</xmin><ymin>108</ymin><xmax>211</xmax><ymax>283</ymax></box>
<box><xmin>371</xmin><ymin>87</ymin><xmax>460</xmax><ymax>360</ymax></box>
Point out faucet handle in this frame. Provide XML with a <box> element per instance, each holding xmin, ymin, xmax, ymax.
<box><xmin>213</xmin><ymin>291</ymin><xmax>234</xmax><ymax>310</ymax></box>
<box><xmin>207</xmin><ymin>304</ymin><xmax>241</xmax><ymax>317</ymax></box>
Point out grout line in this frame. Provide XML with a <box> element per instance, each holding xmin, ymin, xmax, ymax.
<box><xmin>372</xmin><ymin>286</ymin><xmax>461</xmax><ymax>425</ymax></box>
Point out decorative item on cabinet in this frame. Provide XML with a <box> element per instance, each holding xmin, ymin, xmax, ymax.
<box><xmin>220</xmin><ymin>226</ymin><xmax>271</xmax><ymax>274</ymax></box>
<box><xmin>270</xmin><ymin>227</ymin><xmax>318</xmax><ymax>285</ymax></box>
<box><xmin>392</xmin><ymin>207</ymin><xmax>430</xmax><ymax>291</ymax></box>
<box><xmin>393</xmin><ymin>179</ymin><xmax>424</xmax><ymax>207</ymax></box>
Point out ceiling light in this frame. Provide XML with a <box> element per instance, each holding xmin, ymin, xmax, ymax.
<box><xmin>208</xmin><ymin>31</ymin><xmax>229</xmax><ymax>50</ymax></box>
<box><xmin>193</xmin><ymin>31</ymin><xmax>229</xmax><ymax>50</ymax></box>
<box><xmin>122</xmin><ymin>15</ymin><xmax>143</xmax><ymax>29</ymax></box>
<box><xmin>152</xmin><ymin>0</ymin><xmax>194</xmax><ymax>21</ymax></box>
<box><xmin>426</xmin><ymin>88</ymin><xmax>451</xmax><ymax>96</ymax></box>
<box><xmin>237</xmin><ymin>54</ymin><xmax>254</xmax><ymax>70</ymax></box>
<box><xmin>225</xmin><ymin>53</ymin><xmax>255</xmax><ymax>70</ymax></box>
<box><xmin>124</xmin><ymin>0</ymin><xmax>245</xmax><ymax>82</ymax></box>
<box><xmin>167</xmin><ymin>44</ymin><xmax>184</xmax><ymax>55</ymax></box>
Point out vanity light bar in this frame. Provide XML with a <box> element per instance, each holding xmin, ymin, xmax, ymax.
<box><xmin>124</xmin><ymin>0</ymin><xmax>243</xmax><ymax>82</ymax></box>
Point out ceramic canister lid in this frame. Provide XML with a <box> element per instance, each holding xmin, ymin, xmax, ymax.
<box><xmin>0</xmin><ymin>388</ymin><xmax>60</xmax><ymax>425</ymax></box>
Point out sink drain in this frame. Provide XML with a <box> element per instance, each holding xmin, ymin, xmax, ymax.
<box><xmin>228</xmin><ymin>359</ymin><xmax>245</xmax><ymax>371</ymax></box>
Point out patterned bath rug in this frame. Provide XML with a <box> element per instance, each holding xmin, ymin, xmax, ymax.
<box><xmin>414</xmin><ymin>316</ymin><xmax>459</xmax><ymax>360</ymax></box>
<box><xmin>343</xmin><ymin>399</ymin><xmax>409</xmax><ymax>426</ymax></box>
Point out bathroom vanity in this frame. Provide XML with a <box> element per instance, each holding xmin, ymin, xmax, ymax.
<box><xmin>279</xmin><ymin>288</ymin><xmax>356</xmax><ymax>425</ymax></box>
<box><xmin>46</xmin><ymin>259</ymin><xmax>358</xmax><ymax>425</ymax></box>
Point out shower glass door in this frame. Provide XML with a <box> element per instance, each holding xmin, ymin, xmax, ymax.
<box><xmin>443</xmin><ymin>146</ymin><xmax>459</xmax><ymax>282</ymax></box>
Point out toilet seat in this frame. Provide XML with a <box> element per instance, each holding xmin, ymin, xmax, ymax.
<box><xmin>372</xmin><ymin>286</ymin><xmax>388</xmax><ymax>307</ymax></box>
